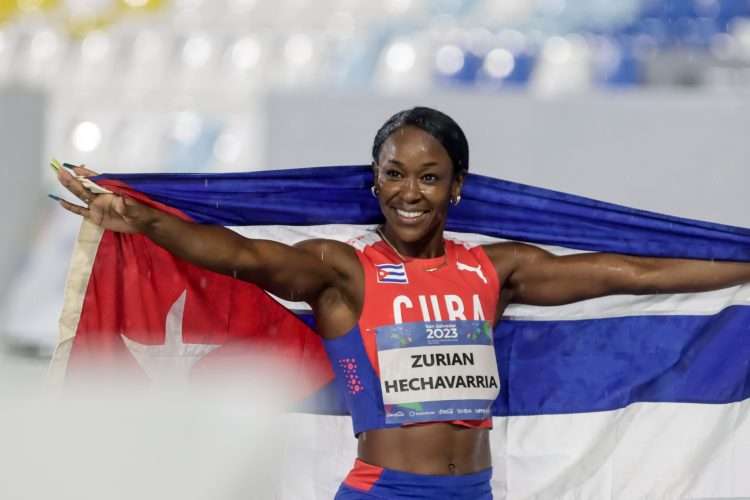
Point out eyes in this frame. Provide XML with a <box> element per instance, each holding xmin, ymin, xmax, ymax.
<box><xmin>384</xmin><ymin>168</ymin><xmax>440</xmax><ymax>184</ymax></box>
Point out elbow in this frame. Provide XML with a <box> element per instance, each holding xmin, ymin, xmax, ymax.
<box><xmin>605</xmin><ymin>256</ymin><xmax>662</xmax><ymax>295</ymax></box>
<box><xmin>233</xmin><ymin>240</ymin><xmax>262</xmax><ymax>279</ymax></box>
<box><xmin>620</xmin><ymin>258</ymin><xmax>667</xmax><ymax>295</ymax></box>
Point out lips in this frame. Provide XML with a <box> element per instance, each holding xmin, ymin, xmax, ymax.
<box><xmin>394</xmin><ymin>208</ymin><xmax>428</xmax><ymax>224</ymax></box>
<box><xmin>396</xmin><ymin>209</ymin><xmax>425</xmax><ymax>218</ymax></box>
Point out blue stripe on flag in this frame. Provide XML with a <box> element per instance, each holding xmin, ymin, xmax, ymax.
<box><xmin>295</xmin><ymin>305</ymin><xmax>750</xmax><ymax>416</ymax></box>
<box><xmin>96</xmin><ymin>166</ymin><xmax>750</xmax><ymax>261</ymax></box>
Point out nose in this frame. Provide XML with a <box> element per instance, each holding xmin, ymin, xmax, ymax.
<box><xmin>400</xmin><ymin>177</ymin><xmax>422</xmax><ymax>203</ymax></box>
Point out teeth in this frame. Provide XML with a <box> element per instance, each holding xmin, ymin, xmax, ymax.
<box><xmin>397</xmin><ymin>209</ymin><xmax>425</xmax><ymax>219</ymax></box>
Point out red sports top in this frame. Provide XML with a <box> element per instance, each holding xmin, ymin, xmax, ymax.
<box><xmin>322</xmin><ymin>230</ymin><xmax>501</xmax><ymax>435</ymax></box>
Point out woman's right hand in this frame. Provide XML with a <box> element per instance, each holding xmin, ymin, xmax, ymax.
<box><xmin>56</xmin><ymin>165</ymin><xmax>156</xmax><ymax>234</ymax></box>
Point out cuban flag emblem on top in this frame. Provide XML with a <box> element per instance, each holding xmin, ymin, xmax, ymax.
<box><xmin>376</xmin><ymin>263</ymin><xmax>409</xmax><ymax>284</ymax></box>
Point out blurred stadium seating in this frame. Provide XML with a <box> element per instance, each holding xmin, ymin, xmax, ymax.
<box><xmin>1</xmin><ymin>0</ymin><xmax>749</xmax><ymax>175</ymax></box>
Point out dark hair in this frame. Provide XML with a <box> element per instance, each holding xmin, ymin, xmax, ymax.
<box><xmin>371</xmin><ymin>106</ymin><xmax>469</xmax><ymax>176</ymax></box>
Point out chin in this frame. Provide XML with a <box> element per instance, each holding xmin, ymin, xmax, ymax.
<box><xmin>386</xmin><ymin>218</ymin><xmax>441</xmax><ymax>244</ymax></box>
<box><xmin>391</xmin><ymin>227</ymin><xmax>427</xmax><ymax>244</ymax></box>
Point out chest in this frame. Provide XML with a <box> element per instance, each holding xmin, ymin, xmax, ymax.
<box><xmin>360</xmin><ymin>252</ymin><xmax>497</xmax><ymax>329</ymax></box>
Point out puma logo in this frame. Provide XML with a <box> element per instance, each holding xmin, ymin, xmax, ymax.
<box><xmin>456</xmin><ymin>261</ymin><xmax>488</xmax><ymax>284</ymax></box>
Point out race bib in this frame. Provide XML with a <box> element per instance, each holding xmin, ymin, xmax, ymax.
<box><xmin>376</xmin><ymin>320</ymin><xmax>500</xmax><ymax>425</ymax></box>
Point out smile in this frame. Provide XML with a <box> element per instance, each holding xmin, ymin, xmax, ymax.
<box><xmin>395</xmin><ymin>208</ymin><xmax>428</xmax><ymax>223</ymax></box>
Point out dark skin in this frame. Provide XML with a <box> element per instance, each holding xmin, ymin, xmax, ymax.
<box><xmin>57</xmin><ymin>125</ymin><xmax>750</xmax><ymax>475</ymax></box>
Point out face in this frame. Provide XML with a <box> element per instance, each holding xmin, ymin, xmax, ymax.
<box><xmin>374</xmin><ymin>126</ymin><xmax>463</xmax><ymax>247</ymax></box>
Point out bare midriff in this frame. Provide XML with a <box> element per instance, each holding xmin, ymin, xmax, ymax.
<box><xmin>357</xmin><ymin>423</ymin><xmax>491</xmax><ymax>475</ymax></box>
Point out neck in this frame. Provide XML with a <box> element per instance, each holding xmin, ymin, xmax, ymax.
<box><xmin>378</xmin><ymin>224</ymin><xmax>446</xmax><ymax>259</ymax></box>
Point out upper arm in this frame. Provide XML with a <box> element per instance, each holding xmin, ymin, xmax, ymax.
<box><xmin>233</xmin><ymin>237</ymin><xmax>360</xmax><ymax>306</ymax></box>
<box><xmin>485</xmin><ymin>242</ymin><xmax>646</xmax><ymax>306</ymax></box>
<box><xmin>159</xmin><ymin>222</ymin><xmax>364</xmax><ymax>337</ymax></box>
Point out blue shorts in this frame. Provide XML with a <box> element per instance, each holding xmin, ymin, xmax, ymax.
<box><xmin>334</xmin><ymin>459</ymin><xmax>493</xmax><ymax>499</ymax></box>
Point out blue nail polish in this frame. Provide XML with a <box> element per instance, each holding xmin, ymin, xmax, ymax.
<box><xmin>62</xmin><ymin>163</ymin><xmax>78</xmax><ymax>171</ymax></box>
<box><xmin>48</xmin><ymin>194</ymin><xmax>65</xmax><ymax>202</ymax></box>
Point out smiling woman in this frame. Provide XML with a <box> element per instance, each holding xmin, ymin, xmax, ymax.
<box><xmin>373</xmin><ymin>125</ymin><xmax>463</xmax><ymax>256</ymax></box>
<box><xmin>53</xmin><ymin>106</ymin><xmax>750</xmax><ymax>500</ymax></box>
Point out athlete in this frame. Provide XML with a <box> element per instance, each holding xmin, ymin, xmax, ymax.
<box><xmin>56</xmin><ymin>107</ymin><xmax>750</xmax><ymax>499</ymax></box>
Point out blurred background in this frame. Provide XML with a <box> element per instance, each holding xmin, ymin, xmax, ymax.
<box><xmin>0</xmin><ymin>2</ymin><xmax>748</xmax><ymax>499</ymax></box>
<box><xmin>1</xmin><ymin>0</ymin><xmax>749</xmax><ymax>386</ymax></box>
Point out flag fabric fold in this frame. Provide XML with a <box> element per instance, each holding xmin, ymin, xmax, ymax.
<box><xmin>96</xmin><ymin>166</ymin><xmax>750</xmax><ymax>259</ymax></box>
<box><xmin>53</xmin><ymin>166</ymin><xmax>750</xmax><ymax>499</ymax></box>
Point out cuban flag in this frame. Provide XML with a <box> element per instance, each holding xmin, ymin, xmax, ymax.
<box><xmin>50</xmin><ymin>166</ymin><xmax>750</xmax><ymax>500</ymax></box>
<box><xmin>375</xmin><ymin>263</ymin><xmax>409</xmax><ymax>284</ymax></box>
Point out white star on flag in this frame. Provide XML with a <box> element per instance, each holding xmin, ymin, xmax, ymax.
<box><xmin>121</xmin><ymin>290</ymin><xmax>221</xmax><ymax>384</ymax></box>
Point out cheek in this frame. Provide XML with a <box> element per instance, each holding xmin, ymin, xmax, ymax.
<box><xmin>379</xmin><ymin>184</ymin><xmax>400</xmax><ymax>200</ymax></box>
<box><xmin>426</xmin><ymin>185</ymin><xmax>452</xmax><ymax>202</ymax></box>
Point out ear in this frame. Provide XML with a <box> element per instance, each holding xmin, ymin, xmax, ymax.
<box><xmin>371</xmin><ymin>161</ymin><xmax>379</xmax><ymax>185</ymax></box>
<box><xmin>451</xmin><ymin>171</ymin><xmax>465</xmax><ymax>201</ymax></box>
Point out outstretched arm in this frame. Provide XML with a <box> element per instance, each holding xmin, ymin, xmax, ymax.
<box><xmin>485</xmin><ymin>242</ymin><xmax>750</xmax><ymax>306</ymax></box>
<box><xmin>55</xmin><ymin>166</ymin><xmax>357</xmax><ymax>306</ymax></box>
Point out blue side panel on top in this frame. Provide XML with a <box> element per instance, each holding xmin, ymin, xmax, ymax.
<box><xmin>319</xmin><ymin>322</ymin><xmax>401</xmax><ymax>435</ymax></box>
<box><xmin>96</xmin><ymin>166</ymin><xmax>750</xmax><ymax>261</ymax></box>
<box><xmin>294</xmin><ymin>313</ymin><xmax>349</xmax><ymax>415</ymax></box>
<box><xmin>296</xmin><ymin>306</ymin><xmax>750</xmax><ymax>417</ymax></box>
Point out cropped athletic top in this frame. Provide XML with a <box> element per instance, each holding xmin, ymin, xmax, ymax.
<box><xmin>323</xmin><ymin>231</ymin><xmax>501</xmax><ymax>436</ymax></box>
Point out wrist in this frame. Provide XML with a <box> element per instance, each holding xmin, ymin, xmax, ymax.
<box><xmin>134</xmin><ymin>204</ymin><xmax>162</xmax><ymax>234</ymax></box>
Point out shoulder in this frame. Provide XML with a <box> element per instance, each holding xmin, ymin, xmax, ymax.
<box><xmin>482</xmin><ymin>241</ymin><xmax>552</xmax><ymax>280</ymax></box>
<box><xmin>294</xmin><ymin>238</ymin><xmax>361</xmax><ymax>279</ymax></box>
<box><xmin>346</xmin><ymin>229</ymin><xmax>381</xmax><ymax>251</ymax></box>
<box><xmin>294</xmin><ymin>238</ymin><xmax>364</xmax><ymax>333</ymax></box>
<box><xmin>294</xmin><ymin>238</ymin><xmax>359</xmax><ymax>261</ymax></box>
<box><xmin>482</xmin><ymin>241</ymin><xmax>545</xmax><ymax>261</ymax></box>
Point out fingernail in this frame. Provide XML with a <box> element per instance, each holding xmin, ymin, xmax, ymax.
<box><xmin>48</xmin><ymin>194</ymin><xmax>65</xmax><ymax>203</ymax></box>
<box><xmin>62</xmin><ymin>163</ymin><xmax>78</xmax><ymax>171</ymax></box>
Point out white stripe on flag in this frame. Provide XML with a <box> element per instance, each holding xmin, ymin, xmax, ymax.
<box><xmin>278</xmin><ymin>400</ymin><xmax>750</xmax><ymax>500</ymax></box>
<box><xmin>231</xmin><ymin>224</ymin><xmax>750</xmax><ymax>318</ymax></box>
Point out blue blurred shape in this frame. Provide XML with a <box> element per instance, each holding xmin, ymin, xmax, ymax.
<box><xmin>503</xmin><ymin>52</ymin><xmax>535</xmax><ymax>84</ymax></box>
<box><xmin>450</xmin><ymin>50</ymin><xmax>483</xmax><ymax>85</ymax></box>
<box><xmin>603</xmin><ymin>47</ymin><xmax>643</xmax><ymax>86</ymax></box>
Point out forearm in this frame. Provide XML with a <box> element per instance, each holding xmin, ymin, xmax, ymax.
<box><xmin>142</xmin><ymin>208</ymin><xmax>249</xmax><ymax>277</ymax></box>
<box><xmin>502</xmin><ymin>245</ymin><xmax>750</xmax><ymax>307</ymax></box>
<box><xmin>140</xmin><ymin>209</ymin><xmax>336</xmax><ymax>302</ymax></box>
<box><xmin>627</xmin><ymin>256</ymin><xmax>750</xmax><ymax>295</ymax></box>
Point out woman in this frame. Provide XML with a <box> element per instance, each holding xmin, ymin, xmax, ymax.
<box><xmin>56</xmin><ymin>107</ymin><xmax>750</xmax><ymax>499</ymax></box>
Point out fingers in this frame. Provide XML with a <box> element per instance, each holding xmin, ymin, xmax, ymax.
<box><xmin>72</xmin><ymin>165</ymin><xmax>99</xmax><ymax>177</ymax></box>
<box><xmin>62</xmin><ymin>162</ymin><xmax>98</xmax><ymax>177</ymax></box>
<box><xmin>58</xmin><ymin>167</ymin><xmax>97</xmax><ymax>204</ymax></box>
<box><xmin>60</xmin><ymin>195</ymin><xmax>107</xmax><ymax>221</ymax></box>
<box><xmin>58</xmin><ymin>198</ymin><xmax>91</xmax><ymax>218</ymax></box>
<box><xmin>53</xmin><ymin>191</ymin><xmax>112</xmax><ymax>227</ymax></box>
<box><xmin>111</xmin><ymin>196</ymin><xmax>126</xmax><ymax>217</ymax></box>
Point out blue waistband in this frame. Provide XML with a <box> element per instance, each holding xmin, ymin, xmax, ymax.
<box><xmin>379</xmin><ymin>466</ymin><xmax>493</xmax><ymax>487</ymax></box>
<box><xmin>338</xmin><ymin>459</ymin><xmax>493</xmax><ymax>499</ymax></box>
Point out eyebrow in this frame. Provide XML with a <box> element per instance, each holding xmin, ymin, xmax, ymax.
<box><xmin>386</xmin><ymin>159</ymin><xmax>440</xmax><ymax>168</ymax></box>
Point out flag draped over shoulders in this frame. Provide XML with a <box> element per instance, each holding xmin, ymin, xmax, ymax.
<box><xmin>51</xmin><ymin>165</ymin><xmax>750</xmax><ymax>500</ymax></box>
